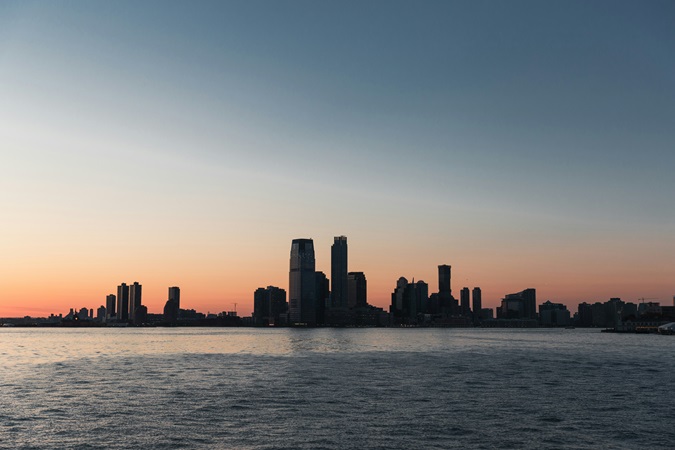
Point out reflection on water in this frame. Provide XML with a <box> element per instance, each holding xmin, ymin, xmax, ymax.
<box><xmin>1</xmin><ymin>328</ymin><xmax>674</xmax><ymax>449</ymax></box>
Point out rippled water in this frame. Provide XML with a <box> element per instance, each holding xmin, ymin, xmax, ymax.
<box><xmin>1</xmin><ymin>328</ymin><xmax>674</xmax><ymax>449</ymax></box>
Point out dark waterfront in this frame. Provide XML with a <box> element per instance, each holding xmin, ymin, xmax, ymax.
<box><xmin>1</xmin><ymin>328</ymin><xmax>674</xmax><ymax>449</ymax></box>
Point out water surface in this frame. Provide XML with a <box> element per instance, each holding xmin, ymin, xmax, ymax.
<box><xmin>1</xmin><ymin>328</ymin><xmax>673</xmax><ymax>449</ymax></box>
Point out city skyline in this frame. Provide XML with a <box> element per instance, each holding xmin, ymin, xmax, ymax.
<box><xmin>1</xmin><ymin>1</ymin><xmax>674</xmax><ymax>317</ymax></box>
<box><xmin>12</xmin><ymin>233</ymin><xmax>673</xmax><ymax>321</ymax></box>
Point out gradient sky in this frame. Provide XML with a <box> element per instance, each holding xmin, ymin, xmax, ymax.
<box><xmin>1</xmin><ymin>0</ymin><xmax>674</xmax><ymax>317</ymax></box>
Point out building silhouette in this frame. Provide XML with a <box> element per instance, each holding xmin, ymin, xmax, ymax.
<box><xmin>163</xmin><ymin>298</ymin><xmax>178</xmax><ymax>323</ymax></box>
<box><xmin>347</xmin><ymin>272</ymin><xmax>367</xmax><ymax>309</ymax></box>
<box><xmin>253</xmin><ymin>286</ymin><xmax>287</xmax><ymax>326</ymax></box>
<box><xmin>437</xmin><ymin>264</ymin><xmax>458</xmax><ymax>315</ymax></box>
<box><xmin>105</xmin><ymin>294</ymin><xmax>116</xmax><ymax>321</ymax></box>
<box><xmin>472</xmin><ymin>287</ymin><xmax>482</xmax><ymax>320</ymax></box>
<box><xmin>499</xmin><ymin>288</ymin><xmax>536</xmax><ymax>320</ymax></box>
<box><xmin>162</xmin><ymin>286</ymin><xmax>180</xmax><ymax>323</ymax></box>
<box><xmin>539</xmin><ymin>301</ymin><xmax>571</xmax><ymax>326</ymax></box>
<box><xmin>129</xmin><ymin>282</ymin><xmax>142</xmax><ymax>323</ymax></box>
<box><xmin>331</xmin><ymin>236</ymin><xmax>348</xmax><ymax>309</ymax></box>
<box><xmin>315</xmin><ymin>271</ymin><xmax>329</xmax><ymax>325</ymax></box>
<box><xmin>415</xmin><ymin>280</ymin><xmax>429</xmax><ymax>315</ymax></box>
<box><xmin>289</xmin><ymin>238</ymin><xmax>316</xmax><ymax>325</ymax></box>
<box><xmin>96</xmin><ymin>305</ymin><xmax>106</xmax><ymax>321</ymax></box>
<box><xmin>134</xmin><ymin>305</ymin><xmax>148</xmax><ymax>324</ymax></box>
<box><xmin>460</xmin><ymin>287</ymin><xmax>470</xmax><ymax>315</ymax></box>
<box><xmin>391</xmin><ymin>277</ymin><xmax>408</xmax><ymax>318</ymax></box>
<box><xmin>438</xmin><ymin>265</ymin><xmax>451</xmax><ymax>295</ymax></box>
<box><xmin>168</xmin><ymin>286</ymin><xmax>180</xmax><ymax>311</ymax></box>
<box><xmin>117</xmin><ymin>283</ymin><xmax>129</xmax><ymax>321</ymax></box>
<box><xmin>391</xmin><ymin>277</ymin><xmax>427</xmax><ymax>324</ymax></box>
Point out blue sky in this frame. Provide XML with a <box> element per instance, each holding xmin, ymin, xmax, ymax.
<box><xmin>1</xmin><ymin>1</ymin><xmax>674</xmax><ymax>314</ymax></box>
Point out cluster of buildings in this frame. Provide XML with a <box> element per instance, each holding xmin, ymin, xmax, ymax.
<box><xmin>52</xmin><ymin>282</ymin><xmax>241</xmax><ymax>327</ymax></box>
<box><xmin>100</xmin><ymin>283</ymin><xmax>178</xmax><ymax>324</ymax></box>
<box><xmin>3</xmin><ymin>235</ymin><xmax>673</xmax><ymax>331</ymax></box>
<box><xmin>254</xmin><ymin>237</ymin><xmax>390</xmax><ymax>327</ymax></box>
<box><xmin>254</xmin><ymin>236</ymin><xmax>540</xmax><ymax>327</ymax></box>
<box><xmin>59</xmin><ymin>281</ymin><xmax>149</xmax><ymax>325</ymax></box>
<box><xmin>577</xmin><ymin>297</ymin><xmax>675</xmax><ymax>332</ymax></box>
<box><xmin>252</xmin><ymin>236</ymin><xmax>674</xmax><ymax>330</ymax></box>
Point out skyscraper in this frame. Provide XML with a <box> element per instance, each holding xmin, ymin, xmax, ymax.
<box><xmin>129</xmin><ymin>282</ymin><xmax>142</xmax><ymax>323</ymax></box>
<box><xmin>168</xmin><ymin>286</ymin><xmax>180</xmax><ymax>311</ymax></box>
<box><xmin>437</xmin><ymin>264</ymin><xmax>457</xmax><ymax>314</ymax></box>
<box><xmin>117</xmin><ymin>283</ymin><xmax>129</xmax><ymax>321</ymax></box>
<box><xmin>315</xmin><ymin>271</ymin><xmax>329</xmax><ymax>325</ymax></box>
<box><xmin>500</xmin><ymin>288</ymin><xmax>537</xmax><ymax>320</ymax></box>
<box><xmin>289</xmin><ymin>238</ymin><xmax>316</xmax><ymax>325</ymax></box>
<box><xmin>253</xmin><ymin>286</ymin><xmax>287</xmax><ymax>326</ymax></box>
<box><xmin>460</xmin><ymin>287</ymin><xmax>470</xmax><ymax>314</ymax></box>
<box><xmin>105</xmin><ymin>294</ymin><xmax>116</xmax><ymax>320</ymax></box>
<box><xmin>472</xmin><ymin>287</ymin><xmax>482</xmax><ymax>319</ymax></box>
<box><xmin>331</xmin><ymin>236</ymin><xmax>348</xmax><ymax>309</ymax></box>
<box><xmin>347</xmin><ymin>272</ymin><xmax>367</xmax><ymax>309</ymax></box>
<box><xmin>415</xmin><ymin>280</ymin><xmax>428</xmax><ymax>314</ymax></box>
<box><xmin>438</xmin><ymin>265</ymin><xmax>451</xmax><ymax>295</ymax></box>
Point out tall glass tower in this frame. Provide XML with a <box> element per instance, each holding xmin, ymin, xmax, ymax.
<box><xmin>331</xmin><ymin>236</ymin><xmax>348</xmax><ymax>309</ymax></box>
<box><xmin>438</xmin><ymin>265</ymin><xmax>451</xmax><ymax>295</ymax></box>
<box><xmin>117</xmin><ymin>283</ymin><xmax>129</xmax><ymax>321</ymax></box>
<box><xmin>168</xmin><ymin>286</ymin><xmax>181</xmax><ymax>310</ymax></box>
<box><xmin>289</xmin><ymin>238</ymin><xmax>316</xmax><ymax>325</ymax></box>
<box><xmin>129</xmin><ymin>282</ymin><xmax>142</xmax><ymax>323</ymax></box>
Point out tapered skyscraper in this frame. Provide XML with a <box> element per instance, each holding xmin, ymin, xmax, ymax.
<box><xmin>331</xmin><ymin>236</ymin><xmax>348</xmax><ymax>309</ymax></box>
<box><xmin>289</xmin><ymin>238</ymin><xmax>316</xmax><ymax>325</ymax></box>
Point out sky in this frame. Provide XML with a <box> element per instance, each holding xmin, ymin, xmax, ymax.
<box><xmin>1</xmin><ymin>0</ymin><xmax>674</xmax><ymax>317</ymax></box>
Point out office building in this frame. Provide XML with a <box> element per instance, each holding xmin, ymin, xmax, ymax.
<box><xmin>105</xmin><ymin>294</ymin><xmax>116</xmax><ymax>320</ymax></box>
<box><xmin>289</xmin><ymin>238</ymin><xmax>316</xmax><ymax>325</ymax></box>
<box><xmin>438</xmin><ymin>265</ymin><xmax>451</xmax><ymax>295</ymax></box>
<box><xmin>129</xmin><ymin>282</ymin><xmax>142</xmax><ymax>323</ymax></box>
<box><xmin>253</xmin><ymin>286</ymin><xmax>287</xmax><ymax>326</ymax></box>
<box><xmin>315</xmin><ymin>271</ymin><xmax>329</xmax><ymax>325</ymax></box>
<box><xmin>460</xmin><ymin>287</ymin><xmax>470</xmax><ymax>314</ymax></box>
<box><xmin>415</xmin><ymin>280</ymin><xmax>428</xmax><ymax>314</ymax></box>
<box><xmin>437</xmin><ymin>264</ymin><xmax>457</xmax><ymax>314</ymax></box>
<box><xmin>117</xmin><ymin>283</ymin><xmax>129</xmax><ymax>321</ymax></box>
<box><xmin>390</xmin><ymin>277</ymin><xmax>425</xmax><ymax>324</ymax></box>
<box><xmin>472</xmin><ymin>287</ymin><xmax>482</xmax><ymax>319</ymax></box>
<box><xmin>331</xmin><ymin>236</ymin><xmax>348</xmax><ymax>309</ymax></box>
<box><xmin>391</xmin><ymin>277</ymin><xmax>408</xmax><ymax>315</ymax></box>
<box><xmin>539</xmin><ymin>301</ymin><xmax>571</xmax><ymax>326</ymax></box>
<box><xmin>499</xmin><ymin>288</ymin><xmax>536</xmax><ymax>320</ymax></box>
<box><xmin>347</xmin><ymin>272</ymin><xmax>367</xmax><ymax>309</ymax></box>
<box><xmin>134</xmin><ymin>305</ymin><xmax>148</xmax><ymax>324</ymax></box>
<box><xmin>168</xmin><ymin>286</ymin><xmax>180</xmax><ymax>311</ymax></box>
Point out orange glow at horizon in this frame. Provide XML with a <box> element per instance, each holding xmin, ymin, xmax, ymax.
<box><xmin>2</xmin><ymin>233</ymin><xmax>673</xmax><ymax>318</ymax></box>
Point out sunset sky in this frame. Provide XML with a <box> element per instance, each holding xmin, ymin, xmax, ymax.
<box><xmin>1</xmin><ymin>0</ymin><xmax>674</xmax><ymax>317</ymax></box>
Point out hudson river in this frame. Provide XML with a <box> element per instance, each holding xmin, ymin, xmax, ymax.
<box><xmin>1</xmin><ymin>328</ymin><xmax>674</xmax><ymax>449</ymax></box>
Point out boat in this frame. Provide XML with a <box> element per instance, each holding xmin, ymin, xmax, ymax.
<box><xmin>657</xmin><ymin>322</ymin><xmax>675</xmax><ymax>335</ymax></box>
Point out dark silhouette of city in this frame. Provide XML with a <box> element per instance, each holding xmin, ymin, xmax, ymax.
<box><xmin>2</xmin><ymin>235</ymin><xmax>674</xmax><ymax>334</ymax></box>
